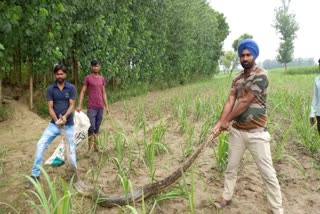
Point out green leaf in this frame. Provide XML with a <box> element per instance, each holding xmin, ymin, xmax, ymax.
<box><xmin>57</xmin><ymin>3</ymin><xmax>65</xmax><ymax>12</ymax></box>
<box><xmin>39</xmin><ymin>8</ymin><xmax>48</xmax><ymax>17</ymax></box>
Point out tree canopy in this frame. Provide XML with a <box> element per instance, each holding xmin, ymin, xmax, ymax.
<box><xmin>273</xmin><ymin>0</ymin><xmax>299</xmax><ymax>72</ymax></box>
<box><xmin>0</xmin><ymin>0</ymin><xmax>229</xmax><ymax>101</ymax></box>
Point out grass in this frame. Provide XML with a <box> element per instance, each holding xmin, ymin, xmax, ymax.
<box><xmin>272</xmin><ymin>123</ymin><xmax>295</xmax><ymax>161</ymax></box>
<box><xmin>0</xmin><ymin>202</ymin><xmax>19</xmax><ymax>213</ymax></box>
<box><xmin>278</xmin><ymin>65</ymin><xmax>320</xmax><ymax>75</ymax></box>
<box><xmin>194</xmin><ymin>96</ymin><xmax>203</xmax><ymax>121</ymax></box>
<box><xmin>199</xmin><ymin>115</ymin><xmax>216</xmax><ymax>142</ymax></box>
<box><xmin>118</xmin><ymin>174</ymin><xmax>133</xmax><ymax>206</ymax></box>
<box><xmin>0</xmin><ymin>147</ymin><xmax>8</xmax><ymax>176</ymax></box>
<box><xmin>143</xmin><ymin>121</ymin><xmax>168</xmax><ymax>181</ymax></box>
<box><xmin>150</xmin><ymin>121</ymin><xmax>168</xmax><ymax>156</ymax></box>
<box><xmin>145</xmin><ymin>134</ymin><xmax>156</xmax><ymax>182</ymax></box>
<box><xmin>150</xmin><ymin>189</ymin><xmax>185</xmax><ymax>213</ymax></box>
<box><xmin>113</xmin><ymin>157</ymin><xmax>128</xmax><ymax>180</ymax></box>
<box><xmin>213</xmin><ymin>132</ymin><xmax>229</xmax><ymax>174</ymax></box>
<box><xmin>114</xmin><ymin>131</ymin><xmax>128</xmax><ymax>165</ymax></box>
<box><xmin>134</xmin><ymin>105</ymin><xmax>146</xmax><ymax>130</ymax></box>
<box><xmin>3</xmin><ymin>65</ymin><xmax>320</xmax><ymax>213</ymax></box>
<box><xmin>173</xmin><ymin>96</ymin><xmax>191</xmax><ymax>133</ymax></box>
<box><xmin>97</xmin><ymin>129</ymin><xmax>110</xmax><ymax>152</ymax></box>
<box><xmin>0</xmin><ymin>105</ymin><xmax>9</xmax><ymax>122</ymax></box>
<box><xmin>181</xmin><ymin>167</ymin><xmax>195</xmax><ymax>213</ymax></box>
<box><xmin>24</xmin><ymin>165</ymin><xmax>75</xmax><ymax>214</ymax></box>
<box><xmin>184</xmin><ymin>123</ymin><xmax>195</xmax><ymax>157</ymax></box>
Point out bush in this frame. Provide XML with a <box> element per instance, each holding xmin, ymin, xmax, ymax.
<box><xmin>0</xmin><ymin>104</ymin><xmax>9</xmax><ymax>122</ymax></box>
<box><xmin>34</xmin><ymin>92</ymin><xmax>49</xmax><ymax>117</ymax></box>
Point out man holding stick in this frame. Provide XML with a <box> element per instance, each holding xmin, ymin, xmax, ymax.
<box><xmin>25</xmin><ymin>64</ymin><xmax>77</xmax><ymax>189</ymax></box>
<box><xmin>212</xmin><ymin>39</ymin><xmax>283</xmax><ymax>214</ymax></box>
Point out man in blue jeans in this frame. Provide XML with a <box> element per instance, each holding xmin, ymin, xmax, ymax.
<box><xmin>25</xmin><ymin>64</ymin><xmax>77</xmax><ymax>189</ymax></box>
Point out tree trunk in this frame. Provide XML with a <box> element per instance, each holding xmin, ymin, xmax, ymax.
<box><xmin>11</xmin><ymin>52</ymin><xmax>16</xmax><ymax>84</ymax></box>
<box><xmin>47</xmin><ymin>67</ymin><xmax>53</xmax><ymax>83</ymax></box>
<box><xmin>17</xmin><ymin>41</ymin><xmax>22</xmax><ymax>84</ymax></box>
<box><xmin>0</xmin><ymin>78</ymin><xmax>2</xmax><ymax>108</ymax></box>
<box><xmin>29</xmin><ymin>59</ymin><xmax>33</xmax><ymax>110</ymax></box>
<box><xmin>72</xmin><ymin>48</ymin><xmax>79</xmax><ymax>88</ymax></box>
<box><xmin>284</xmin><ymin>63</ymin><xmax>287</xmax><ymax>73</ymax></box>
<box><xmin>43</xmin><ymin>71</ymin><xmax>46</xmax><ymax>87</ymax></box>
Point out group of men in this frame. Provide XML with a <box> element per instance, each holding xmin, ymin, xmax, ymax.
<box><xmin>24</xmin><ymin>39</ymin><xmax>294</xmax><ymax>213</ymax></box>
<box><xmin>25</xmin><ymin>60</ymin><xmax>108</xmax><ymax>189</ymax></box>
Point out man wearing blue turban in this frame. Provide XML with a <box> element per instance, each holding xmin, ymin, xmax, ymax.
<box><xmin>237</xmin><ymin>38</ymin><xmax>260</xmax><ymax>60</ymax></box>
<box><xmin>212</xmin><ymin>39</ymin><xmax>283</xmax><ymax>213</ymax></box>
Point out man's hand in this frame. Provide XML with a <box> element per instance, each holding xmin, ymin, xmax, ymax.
<box><xmin>105</xmin><ymin>105</ymin><xmax>109</xmax><ymax>114</ymax></box>
<box><xmin>310</xmin><ymin>117</ymin><xmax>315</xmax><ymax>126</ymax></box>
<box><xmin>212</xmin><ymin>122</ymin><xmax>221</xmax><ymax>137</ymax></box>
<box><xmin>61</xmin><ymin>115</ymin><xmax>67</xmax><ymax>123</ymax></box>
<box><xmin>212</xmin><ymin>119</ymin><xmax>230</xmax><ymax>138</ymax></box>
<box><xmin>219</xmin><ymin>119</ymin><xmax>230</xmax><ymax>131</ymax></box>
<box><xmin>55</xmin><ymin>114</ymin><xmax>66</xmax><ymax>126</ymax></box>
<box><xmin>76</xmin><ymin>106</ymin><xmax>81</xmax><ymax>112</ymax></box>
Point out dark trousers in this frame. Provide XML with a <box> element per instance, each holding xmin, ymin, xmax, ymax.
<box><xmin>317</xmin><ymin>116</ymin><xmax>320</xmax><ymax>134</ymax></box>
<box><xmin>87</xmin><ymin>108</ymin><xmax>104</xmax><ymax>136</ymax></box>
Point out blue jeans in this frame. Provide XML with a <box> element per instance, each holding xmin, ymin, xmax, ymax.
<box><xmin>31</xmin><ymin>123</ymin><xmax>77</xmax><ymax>177</ymax></box>
<box><xmin>87</xmin><ymin>108</ymin><xmax>104</xmax><ymax>136</ymax></box>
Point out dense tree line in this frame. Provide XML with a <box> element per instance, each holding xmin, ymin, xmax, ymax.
<box><xmin>0</xmin><ymin>0</ymin><xmax>228</xmax><ymax>108</ymax></box>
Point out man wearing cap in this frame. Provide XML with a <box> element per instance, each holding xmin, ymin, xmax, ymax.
<box><xmin>212</xmin><ymin>39</ymin><xmax>283</xmax><ymax>213</ymax></box>
<box><xmin>77</xmin><ymin>60</ymin><xmax>109</xmax><ymax>154</ymax></box>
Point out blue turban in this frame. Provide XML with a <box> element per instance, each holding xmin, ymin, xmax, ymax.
<box><xmin>237</xmin><ymin>38</ymin><xmax>259</xmax><ymax>59</ymax></box>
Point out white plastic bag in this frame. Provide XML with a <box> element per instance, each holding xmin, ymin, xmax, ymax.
<box><xmin>44</xmin><ymin>111</ymin><xmax>90</xmax><ymax>166</ymax></box>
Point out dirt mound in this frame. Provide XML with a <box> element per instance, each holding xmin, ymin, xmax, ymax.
<box><xmin>0</xmin><ymin>100</ymin><xmax>45</xmax><ymax>206</ymax></box>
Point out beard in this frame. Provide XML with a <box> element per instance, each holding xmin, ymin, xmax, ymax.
<box><xmin>57</xmin><ymin>78</ymin><xmax>65</xmax><ymax>83</ymax></box>
<box><xmin>240</xmin><ymin>61</ymin><xmax>255</xmax><ymax>69</ymax></box>
<box><xmin>92</xmin><ymin>70</ymin><xmax>99</xmax><ymax>74</ymax></box>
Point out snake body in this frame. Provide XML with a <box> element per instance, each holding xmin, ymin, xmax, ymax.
<box><xmin>71</xmin><ymin>134</ymin><xmax>216</xmax><ymax>208</ymax></box>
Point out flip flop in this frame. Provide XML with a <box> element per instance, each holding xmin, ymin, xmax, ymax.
<box><xmin>214</xmin><ymin>199</ymin><xmax>232</xmax><ymax>209</ymax></box>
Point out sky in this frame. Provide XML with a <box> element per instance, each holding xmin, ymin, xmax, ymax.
<box><xmin>208</xmin><ymin>0</ymin><xmax>320</xmax><ymax>62</ymax></box>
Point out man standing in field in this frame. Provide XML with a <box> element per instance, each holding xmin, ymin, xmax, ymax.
<box><xmin>77</xmin><ymin>60</ymin><xmax>109</xmax><ymax>154</ymax></box>
<box><xmin>25</xmin><ymin>64</ymin><xmax>77</xmax><ymax>188</ymax></box>
<box><xmin>212</xmin><ymin>39</ymin><xmax>283</xmax><ymax>213</ymax></box>
<box><xmin>309</xmin><ymin>76</ymin><xmax>320</xmax><ymax>133</ymax></box>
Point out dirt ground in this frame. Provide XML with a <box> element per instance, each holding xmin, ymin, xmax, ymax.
<box><xmin>0</xmin><ymin>91</ymin><xmax>319</xmax><ymax>214</ymax></box>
